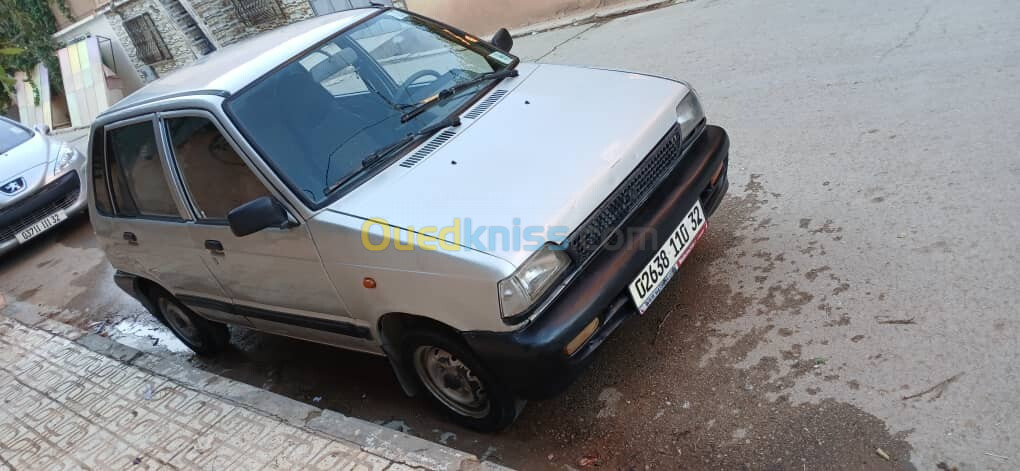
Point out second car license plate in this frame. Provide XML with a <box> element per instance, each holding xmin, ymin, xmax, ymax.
<box><xmin>15</xmin><ymin>210</ymin><xmax>68</xmax><ymax>244</ymax></box>
<box><xmin>628</xmin><ymin>200</ymin><xmax>706</xmax><ymax>314</ymax></box>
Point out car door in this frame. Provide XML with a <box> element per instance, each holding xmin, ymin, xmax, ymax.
<box><xmin>158</xmin><ymin>110</ymin><xmax>375</xmax><ymax>352</ymax></box>
<box><xmin>99</xmin><ymin>115</ymin><xmax>242</xmax><ymax>325</ymax></box>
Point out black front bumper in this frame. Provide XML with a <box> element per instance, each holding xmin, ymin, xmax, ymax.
<box><xmin>0</xmin><ymin>171</ymin><xmax>81</xmax><ymax>243</ymax></box>
<box><xmin>463</xmin><ymin>125</ymin><xmax>730</xmax><ymax>400</ymax></box>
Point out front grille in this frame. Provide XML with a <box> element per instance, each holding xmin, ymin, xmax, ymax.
<box><xmin>566</xmin><ymin>124</ymin><xmax>688</xmax><ymax>263</ymax></box>
<box><xmin>1</xmin><ymin>174</ymin><xmax>80</xmax><ymax>243</ymax></box>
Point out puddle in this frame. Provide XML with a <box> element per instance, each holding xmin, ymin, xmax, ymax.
<box><xmin>107</xmin><ymin>317</ymin><xmax>192</xmax><ymax>354</ymax></box>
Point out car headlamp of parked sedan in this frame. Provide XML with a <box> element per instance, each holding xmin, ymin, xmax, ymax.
<box><xmin>51</xmin><ymin>143</ymin><xmax>83</xmax><ymax>177</ymax></box>
<box><xmin>91</xmin><ymin>6</ymin><xmax>730</xmax><ymax>432</ymax></box>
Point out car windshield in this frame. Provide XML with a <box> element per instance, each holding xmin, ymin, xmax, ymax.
<box><xmin>227</xmin><ymin>9</ymin><xmax>517</xmax><ymax>206</ymax></box>
<box><xmin>0</xmin><ymin>118</ymin><xmax>33</xmax><ymax>154</ymax></box>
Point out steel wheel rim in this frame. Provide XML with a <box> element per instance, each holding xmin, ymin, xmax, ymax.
<box><xmin>413</xmin><ymin>346</ymin><xmax>490</xmax><ymax>418</ymax></box>
<box><xmin>160</xmin><ymin>299</ymin><xmax>201</xmax><ymax>345</ymax></box>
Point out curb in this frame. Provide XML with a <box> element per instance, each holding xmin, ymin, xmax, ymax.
<box><xmin>0</xmin><ymin>299</ymin><xmax>512</xmax><ymax>471</ymax></box>
<box><xmin>49</xmin><ymin>125</ymin><xmax>91</xmax><ymax>136</ymax></box>
<box><xmin>505</xmin><ymin>0</ymin><xmax>681</xmax><ymax>38</ymax></box>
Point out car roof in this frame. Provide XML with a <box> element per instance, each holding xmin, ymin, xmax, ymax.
<box><xmin>103</xmin><ymin>8</ymin><xmax>377</xmax><ymax>116</ymax></box>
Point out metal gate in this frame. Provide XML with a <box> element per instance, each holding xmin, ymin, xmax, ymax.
<box><xmin>308</xmin><ymin>0</ymin><xmax>391</xmax><ymax>16</ymax></box>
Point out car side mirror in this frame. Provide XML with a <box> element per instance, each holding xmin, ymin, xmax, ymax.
<box><xmin>34</xmin><ymin>124</ymin><xmax>50</xmax><ymax>135</ymax></box>
<box><xmin>227</xmin><ymin>196</ymin><xmax>294</xmax><ymax>237</ymax></box>
<box><xmin>491</xmin><ymin>28</ymin><xmax>513</xmax><ymax>52</ymax></box>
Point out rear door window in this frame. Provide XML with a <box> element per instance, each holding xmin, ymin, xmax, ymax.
<box><xmin>164</xmin><ymin>116</ymin><xmax>270</xmax><ymax>221</ymax></box>
<box><xmin>89</xmin><ymin>126</ymin><xmax>113</xmax><ymax>215</ymax></box>
<box><xmin>105</xmin><ymin>121</ymin><xmax>181</xmax><ymax>218</ymax></box>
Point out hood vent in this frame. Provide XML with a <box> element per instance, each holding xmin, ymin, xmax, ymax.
<box><xmin>399</xmin><ymin>129</ymin><xmax>458</xmax><ymax>168</ymax></box>
<box><xmin>462</xmin><ymin>89</ymin><xmax>508</xmax><ymax>120</ymax></box>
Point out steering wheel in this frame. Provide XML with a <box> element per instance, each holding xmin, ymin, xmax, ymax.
<box><xmin>398</xmin><ymin>69</ymin><xmax>442</xmax><ymax>102</ymax></box>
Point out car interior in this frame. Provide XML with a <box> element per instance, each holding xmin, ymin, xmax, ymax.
<box><xmin>229</xmin><ymin>22</ymin><xmax>495</xmax><ymax>203</ymax></box>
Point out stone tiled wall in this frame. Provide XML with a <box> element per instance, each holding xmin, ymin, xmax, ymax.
<box><xmin>107</xmin><ymin>0</ymin><xmax>314</xmax><ymax>83</ymax></box>
<box><xmin>106</xmin><ymin>0</ymin><xmax>198</xmax><ymax>81</ymax></box>
<box><xmin>190</xmin><ymin>0</ymin><xmax>314</xmax><ymax>47</ymax></box>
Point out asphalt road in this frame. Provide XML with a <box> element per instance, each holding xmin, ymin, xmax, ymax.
<box><xmin>2</xmin><ymin>0</ymin><xmax>1018</xmax><ymax>469</ymax></box>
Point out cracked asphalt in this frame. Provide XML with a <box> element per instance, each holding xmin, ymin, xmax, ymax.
<box><xmin>1</xmin><ymin>0</ymin><xmax>1018</xmax><ymax>469</ymax></box>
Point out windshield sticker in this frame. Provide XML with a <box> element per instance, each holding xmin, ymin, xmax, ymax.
<box><xmin>488</xmin><ymin>51</ymin><xmax>513</xmax><ymax>65</ymax></box>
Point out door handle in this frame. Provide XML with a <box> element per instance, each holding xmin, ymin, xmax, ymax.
<box><xmin>123</xmin><ymin>232</ymin><xmax>138</xmax><ymax>245</ymax></box>
<box><xmin>204</xmin><ymin>240</ymin><xmax>224</xmax><ymax>253</ymax></box>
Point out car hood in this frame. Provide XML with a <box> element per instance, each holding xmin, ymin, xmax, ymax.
<box><xmin>330</xmin><ymin>63</ymin><xmax>691</xmax><ymax>266</ymax></box>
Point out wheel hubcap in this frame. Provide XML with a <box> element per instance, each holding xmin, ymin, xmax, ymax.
<box><xmin>160</xmin><ymin>299</ymin><xmax>200</xmax><ymax>344</ymax></box>
<box><xmin>413</xmin><ymin>346</ymin><xmax>490</xmax><ymax>418</ymax></box>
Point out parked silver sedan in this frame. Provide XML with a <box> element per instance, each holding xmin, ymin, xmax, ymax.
<box><xmin>0</xmin><ymin>116</ymin><xmax>88</xmax><ymax>256</ymax></box>
<box><xmin>89</xmin><ymin>7</ymin><xmax>729</xmax><ymax>431</ymax></box>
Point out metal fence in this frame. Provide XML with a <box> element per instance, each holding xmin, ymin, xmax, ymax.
<box><xmin>124</xmin><ymin>14</ymin><xmax>172</xmax><ymax>64</ymax></box>
<box><xmin>230</xmin><ymin>0</ymin><xmax>285</xmax><ymax>25</ymax></box>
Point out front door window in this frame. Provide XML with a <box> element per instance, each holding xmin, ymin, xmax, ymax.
<box><xmin>164</xmin><ymin>116</ymin><xmax>270</xmax><ymax>221</ymax></box>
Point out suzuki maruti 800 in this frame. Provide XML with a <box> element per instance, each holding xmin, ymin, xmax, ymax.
<box><xmin>89</xmin><ymin>7</ymin><xmax>730</xmax><ymax>431</ymax></box>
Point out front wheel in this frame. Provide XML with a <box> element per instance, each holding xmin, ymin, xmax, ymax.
<box><xmin>404</xmin><ymin>331</ymin><xmax>524</xmax><ymax>432</ymax></box>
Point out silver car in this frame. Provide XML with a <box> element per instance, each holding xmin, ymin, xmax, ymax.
<box><xmin>90</xmin><ymin>7</ymin><xmax>730</xmax><ymax>431</ymax></box>
<box><xmin>0</xmin><ymin>117</ymin><xmax>88</xmax><ymax>256</ymax></box>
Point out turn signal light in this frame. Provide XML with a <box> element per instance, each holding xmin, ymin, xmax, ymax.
<box><xmin>564</xmin><ymin>318</ymin><xmax>600</xmax><ymax>356</ymax></box>
<box><xmin>363</xmin><ymin>277</ymin><xmax>377</xmax><ymax>289</ymax></box>
<box><xmin>710</xmin><ymin>162</ymin><xmax>724</xmax><ymax>186</ymax></box>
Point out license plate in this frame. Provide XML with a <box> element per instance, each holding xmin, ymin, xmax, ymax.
<box><xmin>628</xmin><ymin>200</ymin><xmax>706</xmax><ymax>314</ymax></box>
<box><xmin>15</xmin><ymin>210</ymin><xmax>68</xmax><ymax>244</ymax></box>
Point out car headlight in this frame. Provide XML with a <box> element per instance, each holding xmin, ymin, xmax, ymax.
<box><xmin>52</xmin><ymin>144</ymin><xmax>80</xmax><ymax>176</ymax></box>
<box><xmin>498</xmin><ymin>243</ymin><xmax>571</xmax><ymax>319</ymax></box>
<box><xmin>676</xmin><ymin>89</ymin><xmax>705</xmax><ymax>141</ymax></box>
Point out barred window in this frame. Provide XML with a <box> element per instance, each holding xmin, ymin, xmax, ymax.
<box><xmin>124</xmin><ymin>14</ymin><xmax>171</xmax><ymax>64</ymax></box>
<box><xmin>230</xmin><ymin>0</ymin><xmax>284</xmax><ymax>26</ymax></box>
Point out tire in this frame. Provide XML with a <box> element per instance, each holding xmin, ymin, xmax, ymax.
<box><xmin>403</xmin><ymin>330</ymin><xmax>524</xmax><ymax>432</ymax></box>
<box><xmin>152</xmin><ymin>291</ymin><xmax>229</xmax><ymax>356</ymax></box>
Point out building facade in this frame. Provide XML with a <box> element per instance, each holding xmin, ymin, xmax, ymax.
<box><xmin>106</xmin><ymin>0</ymin><xmax>315</xmax><ymax>81</ymax></box>
<box><xmin>14</xmin><ymin>0</ymin><xmax>610</xmax><ymax>128</ymax></box>
<box><xmin>9</xmin><ymin>0</ymin><xmax>390</xmax><ymax>128</ymax></box>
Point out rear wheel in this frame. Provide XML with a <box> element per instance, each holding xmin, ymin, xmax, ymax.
<box><xmin>154</xmin><ymin>293</ymin><xmax>229</xmax><ymax>356</ymax></box>
<box><xmin>404</xmin><ymin>330</ymin><xmax>523</xmax><ymax>432</ymax></box>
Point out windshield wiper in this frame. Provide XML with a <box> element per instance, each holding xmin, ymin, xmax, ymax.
<box><xmin>400</xmin><ymin>68</ymin><xmax>519</xmax><ymax>123</ymax></box>
<box><xmin>323</xmin><ymin>115</ymin><xmax>462</xmax><ymax>195</ymax></box>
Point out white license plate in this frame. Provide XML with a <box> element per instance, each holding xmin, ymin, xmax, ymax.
<box><xmin>628</xmin><ymin>200</ymin><xmax>706</xmax><ymax>314</ymax></box>
<box><xmin>15</xmin><ymin>210</ymin><xmax>68</xmax><ymax>244</ymax></box>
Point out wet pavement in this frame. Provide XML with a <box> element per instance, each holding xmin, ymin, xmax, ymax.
<box><xmin>2</xmin><ymin>0</ymin><xmax>1019</xmax><ymax>469</ymax></box>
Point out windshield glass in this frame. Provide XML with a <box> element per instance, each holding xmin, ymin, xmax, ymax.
<box><xmin>228</xmin><ymin>9</ymin><xmax>517</xmax><ymax>206</ymax></box>
<box><xmin>0</xmin><ymin>118</ymin><xmax>33</xmax><ymax>154</ymax></box>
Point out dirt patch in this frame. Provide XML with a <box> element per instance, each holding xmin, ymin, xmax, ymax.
<box><xmin>15</xmin><ymin>285</ymin><xmax>41</xmax><ymax>301</ymax></box>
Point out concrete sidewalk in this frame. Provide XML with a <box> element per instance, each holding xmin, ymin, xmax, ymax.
<box><xmin>0</xmin><ymin>299</ymin><xmax>508</xmax><ymax>470</ymax></box>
